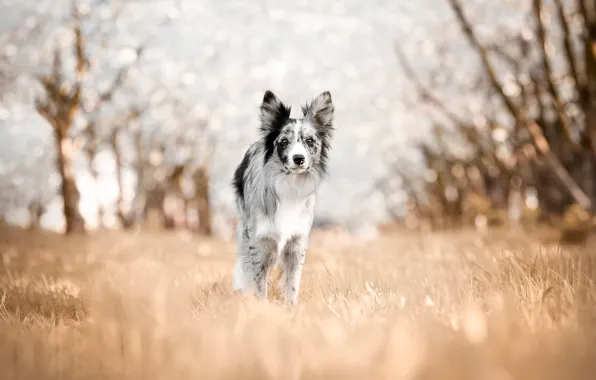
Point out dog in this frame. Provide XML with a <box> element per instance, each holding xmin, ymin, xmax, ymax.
<box><xmin>231</xmin><ymin>90</ymin><xmax>334</xmax><ymax>304</ymax></box>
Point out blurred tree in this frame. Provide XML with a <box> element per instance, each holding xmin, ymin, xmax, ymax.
<box><xmin>140</xmin><ymin>111</ymin><xmax>214</xmax><ymax>235</ymax></box>
<box><xmin>108</xmin><ymin>110</ymin><xmax>142</xmax><ymax>229</ymax></box>
<box><xmin>33</xmin><ymin>2</ymin><xmax>147</xmax><ymax>233</ymax></box>
<box><xmin>113</xmin><ymin>91</ymin><xmax>216</xmax><ymax>235</ymax></box>
<box><xmin>80</xmin><ymin>57</ymin><xmax>143</xmax><ymax>228</ymax></box>
<box><xmin>389</xmin><ymin>0</ymin><xmax>596</xmax><ymax>229</ymax></box>
<box><xmin>34</xmin><ymin>7</ymin><xmax>88</xmax><ymax>234</ymax></box>
<box><xmin>2</xmin><ymin>0</ymin><xmax>216</xmax><ymax>234</ymax></box>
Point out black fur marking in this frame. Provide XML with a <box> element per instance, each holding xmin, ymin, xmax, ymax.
<box><xmin>276</xmin><ymin>141</ymin><xmax>288</xmax><ymax>164</ymax></box>
<box><xmin>263</xmin><ymin>117</ymin><xmax>294</xmax><ymax>162</ymax></box>
<box><xmin>275</xmin><ymin>124</ymin><xmax>295</xmax><ymax>165</ymax></box>
<box><xmin>262</xmin><ymin>90</ymin><xmax>277</xmax><ymax>105</ymax></box>
<box><xmin>232</xmin><ymin>150</ymin><xmax>251</xmax><ymax>205</ymax></box>
<box><xmin>259</xmin><ymin>90</ymin><xmax>292</xmax><ymax>162</ymax></box>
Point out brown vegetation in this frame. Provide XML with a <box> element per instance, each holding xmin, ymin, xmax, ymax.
<box><xmin>1</xmin><ymin>226</ymin><xmax>596</xmax><ymax>379</ymax></box>
<box><xmin>388</xmin><ymin>0</ymin><xmax>596</xmax><ymax>232</ymax></box>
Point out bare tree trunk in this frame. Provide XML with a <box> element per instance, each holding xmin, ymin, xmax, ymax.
<box><xmin>162</xmin><ymin>166</ymin><xmax>185</xmax><ymax>230</ymax></box>
<box><xmin>132</xmin><ymin>130</ymin><xmax>146</xmax><ymax>226</ymax></box>
<box><xmin>110</xmin><ymin>129</ymin><xmax>132</xmax><ymax>229</ymax></box>
<box><xmin>182</xmin><ymin>197</ymin><xmax>190</xmax><ymax>230</ymax></box>
<box><xmin>143</xmin><ymin>184</ymin><xmax>167</xmax><ymax>230</ymax></box>
<box><xmin>85</xmin><ymin>150</ymin><xmax>105</xmax><ymax>228</ymax></box>
<box><xmin>162</xmin><ymin>193</ymin><xmax>176</xmax><ymax>230</ymax></box>
<box><xmin>581</xmin><ymin>144</ymin><xmax>596</xmax><ymax>210</ymax></box>
<box><xmin>83</xmin><ymin>121</ymin><xmax>105</xmax><ymax>228</ymax></box>
<box><xmin>90</xmin><ymin>169</ymin><xmax>105</xmax><ymax>226</ymax></box>
<box><xmin>27</xmin><ymin>201</ymin><xmax>45</xmax><ymax>230</ymax></box>
<box><xmin>194</xmin><ymin>166</ymin><xmax>212</xmax><ymax>236</ymax></box>
<box><xmin>54</xmin><ymin>127</ymin><xmax>85</xmax><ymax>234</ymax></box>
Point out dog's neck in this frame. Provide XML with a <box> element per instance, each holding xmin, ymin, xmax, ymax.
<box><xmin>272</xmin><ymin>171</ymin><xmax>320</xmax><ymax>201</ymax></box>
<box><xmin>262</xmin><ymin>155</ymin><xmax>321</xmax><ymax>201</ymax></box>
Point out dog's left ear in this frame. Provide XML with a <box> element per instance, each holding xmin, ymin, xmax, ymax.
<box><xmin>260</xmin><ymin>90</ymin><xmax>292</xmax><ymax>135</ymax></box>
<box><xmin>302</xmin><ymin>91</ymin><xmax>334</xmax><ymax>130</ymax></box>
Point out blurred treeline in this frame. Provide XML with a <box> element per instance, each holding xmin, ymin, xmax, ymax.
<box><xmin>384</xmin><ymin>0</ymin><xmax>596</xmax><ymax>234</ymax></box>
<box><xmin>0</xmin><ymin>2</ymin><xmax>215</xmax><ymax>235</ymax></box>
<box><xmin>5</xmin><ymin>0</ymin><xmax>596</xmax><ymax>237</ymax></box>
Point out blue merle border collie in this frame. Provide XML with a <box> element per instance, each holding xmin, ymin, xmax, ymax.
<box><xmin>232</xmin><ymin>90</ymin><xmax>334</xmax><ymax>304</ymax></box>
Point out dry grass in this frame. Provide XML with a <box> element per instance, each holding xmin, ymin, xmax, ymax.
<box><xmin>1</xmin><ymin>225</ymin><xmax>596</xmax><ymax>379</ymax></box>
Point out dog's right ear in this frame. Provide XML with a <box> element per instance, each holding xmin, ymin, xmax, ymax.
<box><xmin>260</xmin><ymin>90</ymin><xmax>291</xmax><ymax>135</ymax></box>
<box><xmin>302</xmin><ymin>91</ymin><xmax>334</xmax><ymax>131</ymax></box>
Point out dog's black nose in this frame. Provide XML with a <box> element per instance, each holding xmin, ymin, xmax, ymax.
<box><xmin>292</xmin><ymin>154</ymin><xmax>305</xmax><ymax>166</ymax></box>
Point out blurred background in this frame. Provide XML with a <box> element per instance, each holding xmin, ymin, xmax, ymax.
<box><xmin>1</xmin><ymin>0</ymin><xmax>594</xmax><ymax>240</ymax></box>
<box><xmin>5</xmin><ymin>3</ymin><xmax>596</xmax><ymax>378</ymax></box>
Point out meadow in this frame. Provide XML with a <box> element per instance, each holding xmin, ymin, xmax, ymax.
<box><xmin>1</xmin><ymin>225</ymin><xmax>596</xmax><ymax>380</ymax></box>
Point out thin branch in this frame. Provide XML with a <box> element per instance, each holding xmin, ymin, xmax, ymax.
<box><xmin>88</xmin><ymin>45</ymin><xmax>145</xmax><ymax>115</ymax></box>
<box><xmin>394</xmin><ymin>42</ymin><xmax>466</xmax><ymax>126</ymax></box>
<box><xmin>446</xmin><ymin>0</ymin><xmax>521</xmax><ymax>120</ymax></box>
<box><xmin>487</xmin><ymin>38</ymin><xmax>532</xmax><ymax>111</ymax></box>
<box><xmin>554</xmin><ymin>0</ymin><xmax>582</xmax><ymax>92</ymax></box>
<box><xmin>532</xmin><ymin>0</ymin><xmax>575</xmax><ymax>144</ymax></box>
<box><xmin>577</xmin><ymin>0</ymin><xmax>596</xmax><ymax>103</ymax></box>
<box><xmin>72</xmin><ymin>4</ymin><xmax>89</xmax><ymax>81</ymax></box>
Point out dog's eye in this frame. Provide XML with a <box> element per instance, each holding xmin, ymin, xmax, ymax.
<box><xmin>280</xmin><ymin>139</ymin><xmax>289</xmax><ymax>147</ymax></box>
<box><xmin>305</xmin><ymin>138</ymin><xmax>315</xmax><ymax>147</ymax></box>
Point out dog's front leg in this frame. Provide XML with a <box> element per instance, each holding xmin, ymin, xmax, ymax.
<box><xmin>280</xmin><ymin>235</ymin><xmax>307</xmax><ymax>305</ymax></box>
<box><xmin>249</xmin><ymin>236</ymin><xmax>277</xmax><ymax>298</ymax></box>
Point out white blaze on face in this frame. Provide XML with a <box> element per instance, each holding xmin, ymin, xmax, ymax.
<box><xmin>287</xmin><ymin>120</ymin><xmax>309</xmax><ymax>169</ymax></box>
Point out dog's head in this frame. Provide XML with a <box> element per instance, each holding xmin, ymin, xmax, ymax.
<box><xmin>259</xmin><ymin>90</ymin><xmax>334</xmax><ymax>175</ymax></box>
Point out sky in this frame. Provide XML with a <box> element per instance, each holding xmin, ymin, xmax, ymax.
<box><xmin>0</xmin><ymin>0</ymin><xmax>527</xmax><ymax>235</ymax></box>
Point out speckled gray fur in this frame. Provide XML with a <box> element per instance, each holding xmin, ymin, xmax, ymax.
<box><xmin>232</xmin><ymin>90</ymin><xmax>334</xmax><ymax>304</ymax></box>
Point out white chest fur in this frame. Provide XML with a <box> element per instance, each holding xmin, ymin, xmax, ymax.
<box><xmin>274</xmin><ymin>196</ymin><xmax>314</xmax><ymax>240</ymax></box>
<box><xmin>255</xmin><ymin>195</ymin><xmax>314</xmax><ymax>242</ymax></box>
<box><xmin>254</xmin><ymin>172</ymin><xmax>318</xmax><ymax>244</ymax></box>
<box><xmin>273</xmin><ymin>173</ymin><xmax>317</xmax><ymax>239</ymax></box>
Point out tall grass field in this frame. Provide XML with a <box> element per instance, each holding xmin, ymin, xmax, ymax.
<box><xmin>1</xmin><ymin>226</ymin><xmax>595</xmax><ymax>380</ymax></box>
